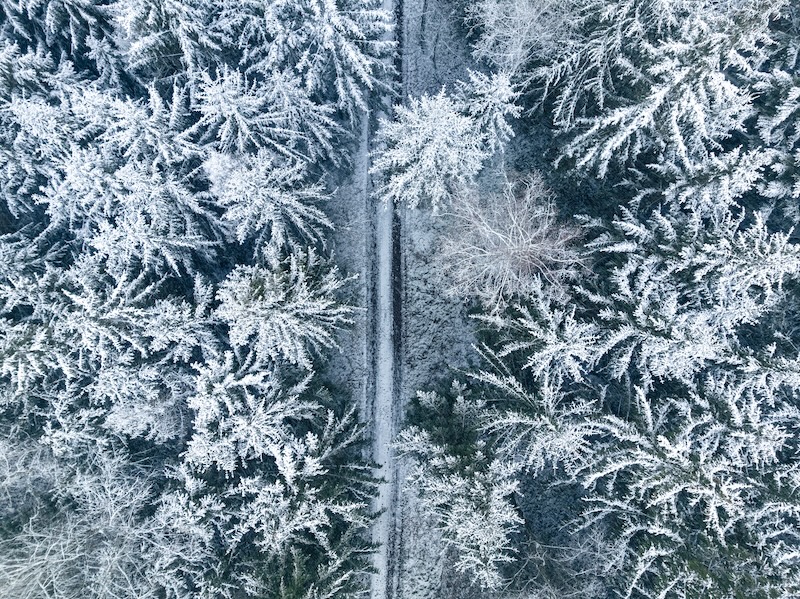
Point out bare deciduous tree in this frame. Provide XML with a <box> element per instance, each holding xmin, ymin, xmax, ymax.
<box><xmin>442</xmin><ymin>175</ymin><xmax>583</xmax><ymax>310</ymax></box>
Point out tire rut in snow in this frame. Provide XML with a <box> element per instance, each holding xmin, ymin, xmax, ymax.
<box><xmin>368</xmin><ymin>0</ymin><xmax>404</xmax><ymax>594</ymax></box>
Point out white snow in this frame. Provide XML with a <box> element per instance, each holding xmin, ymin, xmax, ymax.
<box><xmin>370</xmin><ymin>193</ymin><xmax>398</xmax><ymax>599</ymax></box>
<box><xmin>367</xmin><ymin>0</ymin><xmax>401</xmax><ymax>591</ymax></box>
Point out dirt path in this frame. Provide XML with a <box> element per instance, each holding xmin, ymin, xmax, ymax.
<box><xmin>367</xmin><ymin>0</ymin><xmax>403</xmax><ymax>596</ymax></box>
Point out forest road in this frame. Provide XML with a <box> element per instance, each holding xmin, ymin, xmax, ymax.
<box><xmin>367</xmin><ymin>0</ymin><xmax>404</xmax><ymax>597</ymax></box>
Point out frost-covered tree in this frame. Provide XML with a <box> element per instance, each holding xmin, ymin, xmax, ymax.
<box><xmin>188</xmin><ymin>66</ymin><xmax>344</xmax><ymax>161</ymax></box>
<box><xmin>580</xmin><ymin>206</ymin><xmax>800</xmax><ymax>389</ymax></box>
<box><xmin>181</xmin><ymin>352</ymin><xmax>375</xmax><ymax>598</ymax></box>
<box><xmin>215</xmin><ymin>251</ymin><xmax>352</xmax><ymax>370</ymax></box>
<box><xmin>408</xmin><ymin>196</ymin><xmax>800</xmax><ymax>596</ymax></box>
<box><xmin>213</xmin><ymin>0</ymin><xmax>394</xmax><ymax>119</ymax></box>
<box><xmin>204</xmin><ymin>150</ymin><xmax>331</xmax><ymax>263</ymax></box>
<box><xmin>0</xmin><ymin>80</ymin><xmax>220</xmax><ymax>276</ymax></box>
<box><xmin>467</xmin><ymin>0</ymin><xmax>579</xmax><ymax>81</ymax></box>
<box><xmin>252</xmin><ymin>69</ymin><xmax>343</xmax><ymax>163</ymax></box>
<box><xmin>81</xmin><ymin>84</ymin><xmax>199</xmax><ymax>170</ymax></box>
<box><xmin>470</xmin><ymin>0</ymin><xmax>785</xmax><ymax>177</ymax></box>
<box><xmin>190</xmin><ymin>66</ymin><xmax>284</xmax><ymax>155</ymax></box>
<box><xmin>425</xmin><ymin>3</ymin><xmax>800</xmax><ymax>597</ymax></box>
<box><xmin>0</xmin><ymin>254</ymin><xmax>217</xmax><ymax>453</ymax></box>
<box><xmin>639</xmin><ymin>147</ymin><xmax>773</xmax><ymax>220</ymax></box>
<box><xmin>455</xmin><ymin>70</ymin><xmax>521</xmax><ymax>152</ymax></box>
<box><xmin>513</xmin><ymin>207</ymin><xmax>799</xmax><ymax>596</ymax></box>
<box><xmin>0</xmin><ymin>446</ymin><xmax>216</xmax><ymax>599</ymax></box>
<box><xmin>0</xmin><ymin>0</ymin><xmax>120</xmax><ymax>77</ymax></box>
<box><xmin>372</xmin><ymin>90</ymin><xmax>489</xmax><ymax>210</ymax></box>
<box><xmin>442</xmin><ymin>174</ymin><xmax>582</xmax><ymax>310</ymax></box>
<box><xmin>0</xmin><ymin>55</ymin><xmax>86</xmax><ymax>218</ymax></box>
<box><xmin>396</xmin><ymin>385</ymin><xmax>523</xmax><ymax>590</ymax></box>
<box><xmin>754</xmin><ymin>9</ymin><xmax>800</xmax><ymax>218</ymax></box>
<box><xmin>573</xmin><ymin>382</ymin><xmax>800</xmax><ymax>598</ymax></box>
<box><xmin>185</xmin><ymin>354</ymin><xmax>316</xmax><ymax>474</ymax></box>
<box><xmin>0</xmin><ymin>1</ymin><xmax>380</xmax><ymax>596</ymax></box>
<box><xmin>112</xmin><ymin>0</ymin><xmax>219</xmax><ymax>83</ymax></box>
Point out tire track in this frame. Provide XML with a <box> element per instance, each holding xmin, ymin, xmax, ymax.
<box><xmin>367</xmin><ymin>0</ymin><xmax>404</xmax><ymax>596</ymax></box>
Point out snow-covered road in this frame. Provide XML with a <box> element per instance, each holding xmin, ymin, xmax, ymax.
<box><xmin>362</xmin><ymin>0</ymin><xmax>477</xmax><ymax>596</ymax></box>
<box><xmin>369</xmin><ymin>187</ymin><xmax>400</xmax><ymax>599</ymax></box>
<box><xmin>367</xmin><ymin>0</ymin><xmax>403</xmax><ymax>596</ymax></box>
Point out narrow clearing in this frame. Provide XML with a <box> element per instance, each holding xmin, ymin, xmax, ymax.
<box><xmin>365</xmin><ymin>0</ymin><xmax>476</xmax><ymax>597</ymax></box>
<box><xmin>367</xmin><ymin>0</ymin><xmax>403</xmax><ymax>596</ymax></box>
<box><xmin>369</xmin><ymin>191</ymin><xmax>399</xmax><ymax>599</ymax></box>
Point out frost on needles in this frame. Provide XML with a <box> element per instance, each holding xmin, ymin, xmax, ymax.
<box><xmin>0</xmin><ymin>0</ymin><xmax>393</xmax><ymax>597</ymax></box>
<box><xmin>391</xmin><ymin>0</ymin><xmax>800</xmax><ymax>597</ymax></box>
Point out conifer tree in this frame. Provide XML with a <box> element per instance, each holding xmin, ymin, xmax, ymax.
<box><xmin>372</xmin><ymin>90</ymin><xmax>489</xmax><ymax>211</ymax></box>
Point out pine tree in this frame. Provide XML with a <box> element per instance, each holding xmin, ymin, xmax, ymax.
<box><xmin>0</xmin><ymin>0</ymin><xmax>118</xmax><ymax>69</ymax></box>
<box><xmin>474</xmin><ymin>203</ymin><xmax>800</xmax><ymax>597</ymax></box>
<box><xmin>204</xmin><ymin>150</ymin><xmax>332</xmax><ymax>264</ymax></box>
<box><xmin>187</xmin><ymin>66</ymin><xmax>344</xmax><ymax>161</ymax></box>
<box><xmin>372</xmin><ymin>90</ymin><xmax>489</xmax><ymax>211</ymax></box>
<box><xmin>182</xmin><ymin>353</ymin><xmax>375</xmax><ymax>597</ymax></box>
<box><xmin>214</xmin><ymin>251</ymin><xmax>352</xmax><ymax>371</ymax></box>
<box><xmin>755</xmin><ymin>10</ymin><xmax>800</xmax><ymax>218</ymax></box>
<box><xmin>396</xmin><ymin>385</ymin><xmax>522</xmax><ymax>590</ymax></box>
<box><xmin>470</xmin><ymin>0</ymin><xmax>785</xmax><ymax>177</ymax></box>
<box><xmin>213</xmin><ymin>0</ymin><xmax>394</xmax><ymax>119</ymax></box>
<box><xmin>455</xmin><ymin>70</ymin><xmax>521</xmax><ymax>152</ymax></box>
<box><xmin>184</xmin><ymin>353</ymin><xmax>316</xmax><ymax>474</ymax></box>
<box><xmin>112</xmin><ymin>0</ymin><xmax>219</xmax><ymax>84</ymax></box>
<box><xmin>0</xmin><ymin>1</ymin><xmax>380</xmax><ymax>596</ymax></box>
<box><xmin>406</xmin><ymin>193</ymin><xmax>800</xmax><ymax>596</ymax></box>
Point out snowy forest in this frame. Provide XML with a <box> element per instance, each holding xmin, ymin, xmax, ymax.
<box><xmin>1</xmin><ymin>0</ymin><xmax>800</xmax><ymax>598</ymax></box>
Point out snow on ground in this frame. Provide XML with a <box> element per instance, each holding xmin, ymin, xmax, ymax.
<box><xmin>370</xmin><ymin>193</ymin><xmax>399</xmax><ymax>599</ymax></box>
<box><xmin>323</xmin><ymin>120</ymin><xmax>371</xmax><ymax>404</ymax></box>
<box><xmin>398</xmin><ymin>207</ymin><xmax>479</xmax><ymax>394</ymax></box>
<box><xmin>324</xmin><ymin>96</ymin><xmax>397</xmax><ymax>599</ymax></box>
<box><xmin>402</xmin><ymin>0</ymin><xmax>472</xmax><ymax>96</ymax></box>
